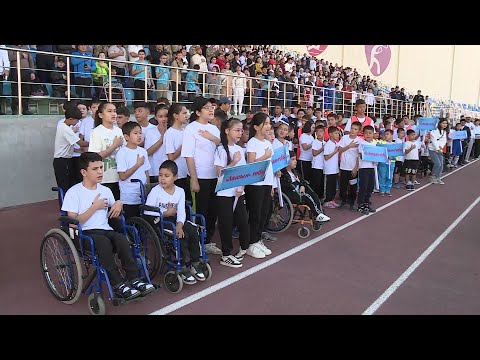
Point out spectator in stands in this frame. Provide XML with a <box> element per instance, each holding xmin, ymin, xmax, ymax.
<box><xmin>56</xmin><ymin>45</ymin><xmax>76</xmax><ymax>55</ymax></box>
<box><xmin>155</xmin><ymin>54</ymin><xmax>170</xmax><ymax>100</ymax></box>
<box><xmin>35</xmin><ymin>45</ymin><xmax>55</xmax><ymax>84</ymax></box>
<box><xmin>108</xmin><ymin>45</ymin><xmax>127</xmax><ymax>81</ymax></box>
<box><xmin>0</xmin><ymin>45</ymin><xmax>10</xmax><ymax>115</ymax></box>
<box><xmin>412</xmin><ymin>90</ymin><xmax>425</xmax><ymax>114</ymax></box>
<box><xmin>50</xmin><ymin>56</ymin><xmax>74</xmax><ymax>99</ymax></box>
<box><xmin>70</xmin><ymin>45</ymin><xmax>96</xmax><ymax>100</ymax></box>
<box><xmin>131</xmin><ymin>49</ymin><xmax>152</xmax><ymax>102</ymax></box>
<box><xmin>207</xmin><ymin>65</ymin><xmax>222</xmax><ymax>100</ymax></box>
<box><xmin>220</xmin><ymin>61</ymin><xmax>233</xmax><ymax>98</ymax></box>
<box><xmin>93</xmin><ymin>52</ymin><xmax>109</xmax><ymax>97</ymax></box>
<box><xmin>170</xmin><ymin>50</ymin><xmax>185</xmax><ymax>102</ymax></box>
<box><xmin>7</xmin><ymin>45</ymin><xmax>35</xmax><ymax>115</ymax></box>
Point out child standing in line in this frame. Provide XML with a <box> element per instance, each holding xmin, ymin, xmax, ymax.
<box><xmin>404</xmin><ymin>129</ymin><xmax>420</xmax><ymax>191</ymax></box>
<box><xmin>273</xmin><ymin>120</ymin><xmax>293</xmax><ymax>151</ymax></box>
<box><xmin>376</xmin><ymin>129</ymin><xmax>397</xmax><ymax>196</ymax></box>
<box><xmin>88</xmin><ymin>102</ymin><xmax>124</xmax><ymax>200</ymax></box>
<box><xmin>311</xmin><ymin>125</ymin><xmax>326</xmax><ymax>201</ymax></box>
<box><xmin>337</xmin><ymin>121</ymin><xmax>361</xmax><ymax>209</ymax></box>
<box><xmin>115</xmin><ymin>121</ymin><xmax>151</xmax><ymax>219</ymax></box>
<box><xmin>145</xmin><ymin>104</ymin><xmax>168</xmax><ymax>183</ymax></box>
<box><xmin>449</xmin><ymin>122</ymin><xmax>463</xmax><ymax>168</ymax></box>
<box><xmin>393</xmin><ymin>128</ymin><xmax>406</xmax><ymax>189</ymax></box>
<box><xmin>298</xmin><ymin>121</ymin><xmax>315</xmax><ymax>183</ymax></box>
<box><xmin>357</xmin><ymin>125</ymin><xmax>377</xmax><ymax>215</ymax></box>
<box><xmin>214</xmin><ymin>118</ymin><xmax>249</xmax><ymax>268</ymax></box>
<box><xmin>116</xmin><ymin>106</ymin><xmax>130</xmax><ymax>129</ymax></box>
<box><xmin>323</xmin><ymin>126</ymin><xmax>340</xmax><ymax>209</ymax></box>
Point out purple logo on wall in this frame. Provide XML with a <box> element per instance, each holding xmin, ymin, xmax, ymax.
<box><xmin>364</xmin><ymin>45</ymin><xmax>391</xmax><ymax>76</ymax></box>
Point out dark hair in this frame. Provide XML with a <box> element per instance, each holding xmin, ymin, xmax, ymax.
<box><xmin>90</xmin><ymin>97</ymin><xmax>101</xmax><ymax>106</ymax></box>
<box><xmin>159</xmin><ymin>159</ymin><xmax>178</xmax><ymax>176</ymax></box>
<box><xmin>437</xmin><ymin>117</ymin><xmax>449</xmax><ymax>131</ymax></box>
<box><xmin>315</xmin><ymin>125</ymin><xmax>325</xmax><ymax>132</ymax></box>
<box><xmin>62</xmin><ymin>100</ymin><xmax>79</xmax><ymax>113</ymax></box>
<box><xmin>355</xmin><ymin>99</ymin><xmax>366</xmax><ymax>106</ymax></box>
<box><xmin>384</xmin><ymin>129</ymin><xmax>394</xmax><ymax>135</ymax></box>
<box><xmin>248</xmin><ymin>112</ymin><xmax>270</xmax><ymax>140</ymax></box>
<box><xmin>406</xmin><ymin>129</ymin><xmax>416</xmax><ymax>136</ymax></box>
<box><xmin>154</xmin><ymin>103</ymin><xmax>169</xmax><ymax>116</ymax></box>
<box><xmin>65</xmin><ymin>107</ymin><xmax>82</xmax><ymax>120</ymax></box>
<box><xmin>190</xmin><ymin>96</ymin><xmax>210</xmax><ymax>122</ymax></box>
<box><xmin>156</xmin><ymin>97</ymin><xmax>171</xmax><ymax>107</ymax></box>
<box><xmin>327</xmin><ymin>112</ymin><xmax>338</xmax><ymax>120</ymax></box>
<box><xmin>134</xmin><ymin>101</ymin><xmax>150</xmax><ymax>110</ymax></box>
<box><xmin>214</xmin><ymin>108</ymin><xmax>228</xmax><ymax>123</ymax></box>
<box><xmin>218</xmin><ymin>118</ymin><xmax>242</xmax><ymax>166</ymax></box>
<box><xmin>117</xmin><ymin>106</ymin><xmax>130</xmax><ymax>118</ymax></box>
<box><xmin>79</xmin><ymin>152</ymin><xmax>103</xmax><ymax>171</ymax></box>
<box><xmin>289</xmin><ymin>150</ymin><xmax>296</xmax><ymax>158</ymax></box>
<box><xmin>395</xmin><ymin>118</ymin><xmax>404</xmax><ymax>126</ymax></box>
<box><xmin>302</xmin><ymin>121</ymin><xmax>313</xmax><ymax>134</ymax></box>
<box><xmin>122</xmin><ymin>121</ymin><xmax>141</xmax><ymax>136</ymax></box>
<box><xmin>94</xmin><ymin>102</ymin><xmax>115</xmax><ymax>127</ymax></box>
<box><xmin>351</xmin><ymin>122</ymin><xmax>362</xmax><ymax>129</ymax></box>
<box><xmin>328</xmin><ymin>126</ymin><xmax>338</xmax><ymax>135</ymax></box>
<box><xmin>363</xmin><ymin>125</ymin><xmax>374</xmax><ymax>133</ymax></box>
<box><xmin>167</xmin><ymin>103</ymin><xmax>187</xmax><ymax>127</ymax></box>
<box><xmin>397</xmin><ymin>127</ymin><xmax>405</xmax><ymax>133</ymax></box>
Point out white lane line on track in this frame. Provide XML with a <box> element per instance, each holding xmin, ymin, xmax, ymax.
<box><xmin>363</xmin><ymin>194</ymin><xmax>480</xmax><ymax>315</ymax></box>
<box><xmin>150</xmin><ymin>159</ymin><xmax>479</xmax><ymax>315</ymax></box>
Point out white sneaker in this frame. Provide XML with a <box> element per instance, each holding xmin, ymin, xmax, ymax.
<box><xmin>257</xmin><ymin>240</ymin><xmax>272</xmax><ymax>256</ymax></box>
<box><xmin>436</xmin><ymin>178</ymin><xmax>445</xmax><ymax>185</ymax></box>
<box><xmin>205</xmin><ymin>242</ymin><xmax>223</xmax><ymax>255</ymax></box>
<box><xmin>246</xmin><ymin>243</ymin><xmax>266</xmax><ymax>259</ymax></box>
<box><xmin>235</xmin><ymin>248</ymin><xmax>247</xmax><ymax>261</ymax></box>
<box><xmin>316</xmin><ymin>213</ymin><xmax>330</xmax><ymax>222</ymax></box>
<box><xmin>220</xmin><ymin>255</ymin><xmax>243</xmax><ymax>268</ymax></box>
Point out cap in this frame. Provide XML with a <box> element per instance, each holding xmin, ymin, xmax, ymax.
<box><xmin>219</xmin><ymin>96</ymin><xmax>233</xmax><ymax>105</ymax></box>
<box><xmin>57</xmin><ymin>56</ymin><xmax>66</xmax><ymax>62</ymax></box>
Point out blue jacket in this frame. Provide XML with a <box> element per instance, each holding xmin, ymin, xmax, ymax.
<box><xmin>70</xmin><ymin>51</ymin><xmax>96</xmax><ymax>78</ymax></box>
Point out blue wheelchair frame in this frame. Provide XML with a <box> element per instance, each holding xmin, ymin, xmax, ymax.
<box><xmin>53</xmin><ymin>186</ymin><xmax>153</xmax><ymax>305</ymax></box>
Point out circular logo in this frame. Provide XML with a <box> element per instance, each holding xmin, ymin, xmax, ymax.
<box><xmin>306</xmin><ymin>45</ymin><xmax>328</xmax><ymax>57</ymax></box>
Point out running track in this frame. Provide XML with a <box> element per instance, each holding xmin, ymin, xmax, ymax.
<box><xmin>1</xmin><ymin>160</ymin><xmax>479</xmax><ymax>315</ymax></box>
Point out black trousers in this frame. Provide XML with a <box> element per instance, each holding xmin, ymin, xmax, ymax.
<box><xmin>145</xmin><ymin>215</ymin><xmax>201</xmax><ymax>266</ymax></box>
<box><xmin>74</xmin><ymin>77</ymin><xmax>92</xmax><ymax>99</ymax></box>
<box><xmin>123</xmin><ymin>204</ymin><xmax>140</xmax><ymax>220</ymax></box>
<box><xmin>245</xmin><ymin>185</ymin><xmax>272</xmax><ymax>245</ymax></box>
<box><xmin>134</xmin><ymin>79</ymin><xmax>146</xmax><ymax>102</ymax></box>
<box><xmin>193</xmin><ymin>178</ymin><xmax>218</xmax><ymax>243</ymax></box>
<box><xmin>339</xmin><ymin>169</ymin><xmax>357</xmax><ymax>206</ymax></box>
<box><xmin>82</xmin><ymin>229</ymin><xmax>138</xmax><ymax>287</ymax></box>
<box><xmin>310</xmin><ymin>168</ymin><xmax>324</xmax><ymax>200</ymax></box>
<box><xmin>324</xmin><ymin>173</ymin><xmax>338</xmax><ymax>202</ymax></box>
<box><xmin>176</xmin><ymin>177</ymin><xmax>192</xmax><ymax>203</ymax></box>
<box><xmin>9</xmin><ymin>69</ymin><xmax>31</xmax><ymax>113</ymax></box>
<box><xmin>53</xmin><ymin>157</ymin><xmax>73</xmax><ymax>192</ymax></box>
<box><xmin>283</xmin><ymin>185</ymin><xmax>323</xmax><ymax>218</ymax></box>
<box><xmin>35</xmin><ymin>53</ymin><xmax>55</xmax><ymax>83</ymax></box>
<box><xmin>70</xmin><ymin>156</ymin><xmax>82</xmax><ymax>185</ymax></box>
<box><xmin>357</xmin><ymin>168</ymin><xmax>375</xmax><ymax>207</ymax></box>
<box><xmin>217</xmin><ymin>195</ymin><xmax>249</xmax><ymax>256</ymax></box>
<box><xmin>104</xmin><ymin>182</ymin><xmax>120</xmax><ymax>201</ymax></box>
<box><xmin>298</xmin><ymin>160</ymin><xmax>312</xmax><ymax>184</ymax></box>
<box><xmin>474</xmin><ymin>139</ymin><xmax>480</xmax><ymax>158</ymax></box>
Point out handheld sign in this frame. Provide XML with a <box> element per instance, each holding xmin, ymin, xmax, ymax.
<box><xmin>215</xmin><ymin>160</ymin><xmax>271</xmax><ymax>192</ymax></box>
<box><xmin>272</xmin><ymin>145</ymin><xmax>290</xmax><ymax>173</ymax></box>
<box><xmin>362</xmin><ymin>144</ymin><xmax>388</xmax><ymax>163</ymax></box>
<box><xmin>417</xmin><ymin>117</ymin><xmax>437</xmax><ymax>131</ymax></box>
<box><xmin>377</xmin><ymin>142</ymin><xmax>404</xmax><ymax>157</ymax></box>
<box><xmin>450</xmin><ymin>130</ymin><xmax>467</xmax><ymax>140</ymax></box>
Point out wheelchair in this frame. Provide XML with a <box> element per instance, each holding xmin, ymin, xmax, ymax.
<box><xmin>267</xmin><ymin>189</ymin><xmax>324</xmax><ymax>239</ymax></box>
<box><xmin>134</xmin><ymin>180</ymin><xmax>213</xmax><ymax>294</ymax></box>
<box><xmin>40</xmin><ymin>187</ymin><xmax>160</xmax><ymax>315</ymax></box>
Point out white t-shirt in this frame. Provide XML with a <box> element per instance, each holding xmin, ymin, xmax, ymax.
<box><xmin>358</xmin><ymin>139</ymin><xmax>376</xmax><ymax>169</ymax></box>
<box><xmin>323</xmin><ymin>140</ymin><xmax>339</xmax><ymax>175</ymax></box>
<box><xmin>246</xmin><ymin>137</ymin><xmax>274</xmax><ymax>186</ymax></box>
<box><xmin>57</xmin><ymin>118</ymin><xmax>82</xmax><ymax>157</ymax></box>
<box><xmin>115</xmin><ymin>146</ymin><xmax>151</xmax><ymax>205</ymax></box>
<box><xmin>127</xmin><ymin>45</ymin><xmax>143</xmax><ymax>62</ymax></box>
<box><xmin>88</xmin><ymin>124</ymin><xmax>124</xmax><ymax>184</ymax></box>
<box><xmin>474</xmin><ymin>124</ymin><xmax>480</xmax><ymax>137</ymax></box>
<box><xmin>299</xmin><ymin>133</ymin><xmax>314</xmax><ymax>161</ymax></box>
<box><xmin>404</xmin><ymin>140</ymin><xmax>419</xmax><ymax>160</ymax></box>
<box><xmin>395</xmin><ymin>138</ymin><xmax>405</xmax><ymax>162</ymax></box>
<box><xmin>214</xmin><ymin>144</ymin><xmax>246</xmax><ymax>197</ymax></box>
<box><xmin>144</xmin><ymin>184</ymin><xmax>186</xmax><ymax>224</ymax></box>
<box><xmin>79</xmin><ymin>116</ymin><xmax>95</xmax><ymax>143</ymax></box>
<box><xmin>337</xmin><ymin>135</ymin><xmax>360</xmax><ymax>171</ymax></box>
<box><xmin>140</xmin><ymin>122</ymin><xmax>156</xmax><ymax>143</ymax></box>
<box><xmin>61</xmin><ymin>182</ymin><xmax>115</xmax><ymax>231</ymax></box>
<box><xmin>164</xmin><ymin>127</ymin><xmax>188</xmax><ymax>179</ymax></box>
<box><xmin>181</xmin><ymin>121</ymin><xmax>220</xmax><ymax>179</ymax></box>
<box><xmin>144</xmin><ymin>127</ymin><xmax>167</xmax><ymax>177</ymax></box>
<box><xmin>54</xmin><ymin>122</ymin><xmax>80</xmax><ymax>158</ymax></box>
<box><xmin>273</xmin><ymin>138</ymin><xmax>292</xmax><ymax>151</ymax></box>
<box><xmin>311</xmin><ymin>139</ymin><xmax>325</xmax><ymax>170</ymax></box>
<box><xmin>345</xmin><ymin>116</ymin><xmax>368</xmax><ymax>132</ymax></box>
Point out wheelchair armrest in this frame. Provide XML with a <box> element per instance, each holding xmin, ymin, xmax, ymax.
<box><xmin>59</xmin><ymin>216</ymin><xmax>79</xmax><ymax>225</ymax></box>
<box><xmin>186</xmin><ymin>200</ymin><xmax>193</xmax><ymax>207</ymax></box>
<box><xmin>140</xmin><ymin>205</ymin><xmax>161</xmax><ymax>214</ymax></box>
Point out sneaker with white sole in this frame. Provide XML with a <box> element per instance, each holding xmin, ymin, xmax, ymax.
<box><xmin>220</xmin><ymin>255</ymin><xmax>243</xmax><ymax>268</ymax></box>
<box><xmin>257</xmin><ymin>240</ymin><xmax>272</xmax><ymax>256</ymax></box>
<box><xmin>316</xmin><ymin>213</ymin><xmax>330</xmax><ymax>222</ymax></box>
<box><xmin>436</xmin><ymin>178</ymin><xmax>445</xmax><ymax>185</ymax></box>
<box><xmin>246</xmin><ymin>243</ymin><xmax>266</xmax><ymax>259</ymax></box>
<box><xmin>179</xmin><ymin>267</ymin><xmax>197</xmax><ymax>285</ymax></box>
<box><xmin>190</xmin><ymin>262</ymin><xmax>206</xmax><ymax>281</ymax></box>
<box><xmin>205</xmin><ymin>242</ymin><xmax>223</xmax><ymax>255</ymax></box>
<box><xmin>113</xmin><ymin>283</ymin><xmax>141</xmax><ymax>300</ymax></box>
<box><xmin>130</xmin><ymin>279</ymin><xmax>155</xmax><ymax>296</ymax></box>
<box><xmin>324</xmin><ymin>200</ymin><xmax>340</xmax><ymax>209</ymax></box>
<box><xmin>235</xmin><ymin>248</ymin><xmax>247</xmax><ymax>261</ymax></box>
<box><xmin>261</xmin><ymin>231</ymin><xmax>277</xmax><ymax>242</ymax></box>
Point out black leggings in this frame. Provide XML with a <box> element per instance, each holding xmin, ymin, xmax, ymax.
<box><xmin>217</xmin><ymin>195</ymin><xmax>249</xmax><ymax>256</ymax></box>
<box><xmin>298</xmin><ymin>160</ymin><xmax>312</xmax><ymax>184</ymax></box>
<box><xmin>324</xmin><ymin>173</ymin><xmax>338</xmax><ymax>202</ymax></box>
<box><xmin>283</xmin><ymin>185</ymin><xmax>323</xmax><ymax>218</ymax></box>
<box><xmin>245</xmin><ymin>185</ymin><xmax>272</xmax><ymax>245</ymax></box>
<box><xmin>193</xmin><ymin>178</ymin><xmax>218</xmax><ymax>243</ymax></box>
<box><xmin>357</xmin><ymin>168</ymin><xmax>375</xmax><ymax>207</ymax></box>
<box><xmin>339</xmin><ymin>169</ymin><xmax>357</xmax><ymax>206</ymax></box>
<box><xmin>175</xmin><ymin>177</ymin><xmax>192</xmax><ymax>203</ymax></box>
<box><xmin>310</xmin><ymin>168</ymin><xmax>324</xmax><ymax>200</ymax></box>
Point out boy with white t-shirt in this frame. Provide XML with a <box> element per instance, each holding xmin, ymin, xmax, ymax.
<box><xmin>53</xmin><ymin>106</ymin><xmax>83</xmax><ymax>192</ymax></box>
<box><xmin>323</xmin><ymin>126</ymin><xmax>340</xmax><ymax>208</ymax></box>
<box><xmin>403</xmin><ymin>129</ymin><xmax>420</xmax><ymax>191</ymax></box>
<box><xmin>61</xmin><ymin>152</ymin><xmax>155</xmax><ymax>300</ymax></box>
<box><xmin>337</xmin><ymin>121</ymin><xmax>361</xmax><ymax>210</ymax></box>
<box><xmin>357</xmin><ymin>125</ymin><xmax>377</xmax><ymax>215</ymax></box>
<box><xmin>311</xmin><ymin>125</ymin><xmax>326</xmax><ymax>201</ymax></box>
<box><xmin>298</xmin><ymin>121</ymin><xmax>314</xmax><ymax>183</ymax></box>
<box><xmin>144</xmin><ymin>104</ymin><xmax>168</xmax><ymax>183</ymax></box>
<box><xmin>134</xmin><ymin>102</ymin><xmax>156</xmax><ymax>145</ymax></box>
<box><xmin>116</xmin><ymin>121</ymin><xmax>151</xmax><ymax>219</ymax></box>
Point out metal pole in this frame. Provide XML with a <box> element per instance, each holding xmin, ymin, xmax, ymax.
<box><xmin>175</xmin><ymin>75</ymin><xmax>179</xmax><ymax>103</ymax></box>
<box><xmin>283</xmin><ymin>81</ymin><xmax>286</xmax><ymax>109</ymax></box>
<box><xmin>249</xmin><ymin>76</ymin><xmax>252</xmax><ymax>110</ymax></box>
<box><xmin>267</xmin><ymin>79</ymin><xmax>271</xmax><ymax>111</ymax></box>
<box><xmin>449</xmin><ymin>45</ymin><xmax>456</xmax><ymax>101</ymax></box>
<box><xmin>144</xmin><ymin>64</ymin><xmax>148</xmax><ymax>102</ymax></box>
<box><xmin>67</xmin><ymin>55</ymin><xmax>71</xmax><ymax>101</ymax></box>
<box><xmin>16</xmin><ymin>51</ymin><xmax>22</xmax><ymax>115</ymax></box>
<box><xmin>396</xmin><ymin>45</ymin><xmax>401</xmax><ymax>86</ymax></box>
<box><xmin>202</xmin><ymin>71</ymin><xmax>206</xmax><ymax>97</ymax></box>
<box><xmin>108</xmin><ymin>61</ymin><xmax>112</xmax><ymax>102</ymax></box>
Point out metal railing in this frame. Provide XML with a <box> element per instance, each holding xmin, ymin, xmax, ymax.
<box><xmin>0</xmin><ymin>46</ymin><xmax>477</xmax><ymax>120</ymax></box>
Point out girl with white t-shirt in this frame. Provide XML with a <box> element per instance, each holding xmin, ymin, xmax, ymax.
<box><xmin>164</xmin><ymin>103</ymin><xmax>191</xmax><ymax>202</ymax></box>
<box><xmin>272</xmin><ymin>120</ymin><xmax>293</xmax><ymax>152</ymax></box>
<box><xmin>180</xmin><ymin>97</ymin><xmax>222</xmax><ymax>255</ymax></box>
<box><xmin>245</xmin><ymin>112</ymin><xmax>274</xmax><ymax>259</ymax></box>
<box><xmin>88</xmin><ymin>102</ymin><xmax>124</xmax><ymax>200</ymax></box>
<box><xmin>311</xmin><ymin>125</ymin><xmax>326</xmax><ymax>201</ymax></box>
<box><xmin>145</xmin><ymin>104</ymin><xmax>168</xmax><ymax>183</ymax></box>
<box><xmin>214</xmin><ymin>119</ymin><xmax>249</xmax><ymax>268</ymax></box>
<box><xmin>298</xmin><ymin>121</ymin><xmax>314</xmax><ymax>183</ymax></box>
<box><xmin>428</xmin><ymin>118</ymin><xmax>449</xmax><ymax>184</ymax></box>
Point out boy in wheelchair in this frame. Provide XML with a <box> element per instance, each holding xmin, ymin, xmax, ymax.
<box><xmin>61</xmin><ymin>152</ymin><xmax>155</xmax><ymax>300</ymax></box>
<box><xmin>143</xmin><ymin>160</ymin><xmax>206</xmax><ymax>285</ymax></box>
<box><xmin>280</xmin><ymin>151</ymin><xmax>331</xmax><ymax>223</ymax></box>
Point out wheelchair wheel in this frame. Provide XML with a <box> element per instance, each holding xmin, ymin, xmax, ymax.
<box><xmin>312</xmin><ymin>220</ymin><xmax>323</xmax><ymax>232</ymax></box>
<box><xmin>164</xmin><ymin>271</ymin><xmax>183</xmax><ymax>293</ymax></box>
<box><xmin>88</xmin><ymin>293</ymin><xmax>106</xmax><ymax>316</ymax></box>
<box><xmin>298</xmin><ymin>227</ymin><xmax>310</xmax><ymax>239</ymax></box>
<box><xmin>203</xmin><ymin>262</ymin><xmax>213</xmax><ymax>281</ymax></box>
<box><xmin>125</xmin><ymin>217</ymin><xmax>163</xmax><ymax>279</ymax></box>
<box><xmin>40</xmin><ymin>228</ymin><xmax>83</xmax><ymax>304</ymax></box>
<box><xmin>267</xmin><ymin>192</ymin><xmax>294</xmax><ymax>233</ymax></box>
